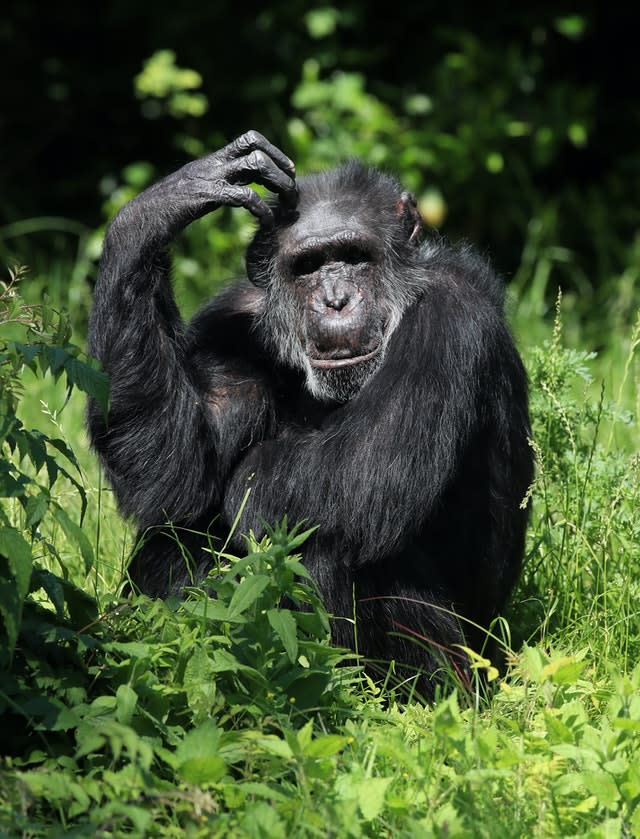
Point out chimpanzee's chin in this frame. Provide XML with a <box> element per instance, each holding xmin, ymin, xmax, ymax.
<box><xmin>305</xmin><ymin>354</ymin><xmax>382</xmax><ymax>403</ymax></box>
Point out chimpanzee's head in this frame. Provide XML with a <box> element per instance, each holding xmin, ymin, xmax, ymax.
<box><xmin>247</xmin><ymin>162</ymin><xmax>424</xmax><ymax>403</ymax></box>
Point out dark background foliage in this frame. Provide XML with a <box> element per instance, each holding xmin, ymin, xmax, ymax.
<box><xmin>1</xmin><ymin>1</ymin><xmax>639</xmax><ymax>306</ymax></box>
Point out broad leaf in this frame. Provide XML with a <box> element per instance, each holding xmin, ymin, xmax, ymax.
<box><xmin>227</xmin><ymin>574</ymin><xmax>270</xmax><ymax>619</ymax></box>
<box><xmin>267</xmin><ymin>608</ymin><xmax>298</xmax><ymax>663</ymax></box>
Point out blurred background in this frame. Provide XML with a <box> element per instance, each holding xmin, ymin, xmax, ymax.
<box><xmin>1</xmin><ymin>1</ymin><xmax>639</xmax><ymax>348</ymax></box>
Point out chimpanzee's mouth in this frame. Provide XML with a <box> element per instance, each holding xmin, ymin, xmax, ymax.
<box><xmin>308</xmin><ymin>345</ymin><xmax>381</xmax><ymax>369</ymax></box>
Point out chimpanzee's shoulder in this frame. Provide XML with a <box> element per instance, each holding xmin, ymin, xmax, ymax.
<box><xmin>419</xmin><ymin>237</ymin><xmax>506</xmax><ymax>311</ymax></box>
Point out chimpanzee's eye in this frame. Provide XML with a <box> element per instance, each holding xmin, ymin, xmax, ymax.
<box><xmin>292</xmin><ymin>252</ymin><xmax>324</xmax><ymax>276</ymax></box>
<box><xmin>341</xmin><ymin>245</ymin><xmax>370</xmax><ymax>265</ymax></box>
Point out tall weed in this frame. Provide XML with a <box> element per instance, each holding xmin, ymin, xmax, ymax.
<box><xmin>514</xmin><ymin>293</ymin><xmax>640</xmax><ymax>670</ymax></box>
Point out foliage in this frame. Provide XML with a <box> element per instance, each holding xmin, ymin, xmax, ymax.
<box><xmin>64</xmin><ymin>12</ymin><xmax>634</xmax><ymax>332</ymax></box>
<box><xmin>4</xmin><ymin>3</ymin><xmax>640</xmax><ymax>323</ymax></box>
<box><xmin>512</xmin><ymin>295</ymin><xmax>640</xmax><ymax>667</ymax></box>
<box><xmin>1</xmin><ymin>524</ymin><xmax>356</xmax><ymax>836</ymax></box>
<box><xmin>0</xmin><ymin>267</ymin><xmax>108</xmax><ymax>665</ymax></box>
<box><xmin>0</xmin><ymin>258</ymin><xmax>639</xmax><ymax>835</ymax></box>
<box><xmin>135</xmin><ymin>50</ymin><xmax>209</xmax><ymax>121</ymax></box>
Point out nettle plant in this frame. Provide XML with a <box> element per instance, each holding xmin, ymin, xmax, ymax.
<box><xmin>0</xmin><ymin>266</ymin><xmax>109</xmax><ymax>667</ymax></box>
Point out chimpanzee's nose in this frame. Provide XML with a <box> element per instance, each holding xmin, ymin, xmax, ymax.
<box><xmin>321</xmin><ymin>278</ymin><xmax>351</xmax><ymax>311</ymax></box>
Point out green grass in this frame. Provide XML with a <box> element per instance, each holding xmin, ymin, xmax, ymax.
<box><xmin>1</xmin><ymin>266</ymin><xmax>640</xmax><ymax>838</ymax></box>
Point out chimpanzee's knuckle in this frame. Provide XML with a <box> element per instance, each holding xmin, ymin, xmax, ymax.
<box><xmin>248</xmin><ymin>149</ymin><xmax>269</xmax><ymax>172</ymax></box>
<box><xmin>243</xmin><ymin>186</ymin><xmax>261</xmax><ymax>207</ymax></box>
<box><xmin>244</xmin><ymin>129</ymin><xmax>265</xmax><ymax>147</ymax></box>
<box><xmin>235</xmin><ymin>131</ymin><xmax>256</xmax><ymax>151</ymax></box>
<box><xmin>218</xmin><ymin>182</ymin><xmax>238</xmax><ymax>201</ymax></box>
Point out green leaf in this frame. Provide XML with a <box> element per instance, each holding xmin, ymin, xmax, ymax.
<box><xmin>14</xmin><ymin>427</ymin><xmax>47</xmax><ymax>471</ymax></box>
<box><xmin>554</xmin><ymin>14</ymin><xmax>586</xmax><ymax>39</ymax></box>
<box><xmin>304</xmin><ymin>734</ymin><xmax>349</xmax><ymax>759</ymax></box>
<box><xmin>184</xmin><ymin>646</ymin><xmax>218</xmax><ymax>719</ymax></box>
<box><xmin>32</xmin><ymin>567</ymin><xmax>65</xmax><ymax>616</ymax></box>
<box><xmin>227</xmin><ymin>574</ymin><xmax>270</xmax><ymax>619</ymax></box>
<box><xmin>257</xmin><ymin>736</ymin><xmax>294</xmax><ymax>760</ymax></box>
<box><xmin>0</xmin><ymin>576</ymin><xmax>22</xmax><ymax>660</ymax></box>
<box><xmin>579</xmin><ymin>770</ymin><xmax>620</xmax><ymax>808</ymax></box>
<box><xmin>44</xmin><ymin>345</ymin><xmax>69</xmax><ymax>375</ymax></box>
<box><xmin>283</xmin><ymin>525</ymin><xmax>317</xmax><ymax>554</ymax></box>
<box><xmin>64</xmin><ymin>357</ymin><xmax>110</xmax><ymax>419</ymax></box>
<box><xmin>53</xmin><ymin>505</ymin><xmax>95</xmax><ymax>573</ymax></box>
<box><xmin>22</xmin><ymin>695</ymin><xmax>79</xmax><ymax>731</ymax></box>
<box><xmin>115</xmin><ymin>684</ymin><xmax>138</xmax><ymax>726</ymax></box>
<box><xmin>543</xmin><ymin>710</ymin><xmax>574</xmax><ymax>744</ymax></box>
<box><xmin>182</xmin><ymin>597</ymin><xmax>233</xmax><ymax>622</ymax></box>
<box><xmin>22</xmin><ymin>770</ymin><xmax>89</xmax><ymax>806</ymax></box>
<box><xmin>48</xmin><ymin>436</ymin><xmax>82</xmax><ymax>473</ymax></box>
<box><xmin>11</xmin><ymin>341</ymin><xmax>42</xmax><ymax>368</ymax></box>
<box><xmin>294</xmin><ymin>610</ymin><xmax>330</xmax><ymax>639</ymax></box>
<box><xmin>285</xmin><ymin>558</ymin><xmax>314</xmax><ymax>580</ymax></box>
<box><xmin>356</xmin><ymin>777</ymin><xmax>392</xmax><ymax>821</ymax></box>
<box><xmin>541</xmin><ymin>655</ymin><xmax>586</xmax><ymax>685</ymax></box>
<box><xmin>61</xmin><ymin>578</ymin><xmax>99</xmax><ymax>627</ymax></box>
<box><xmin>209</xmin><ymin>649</ymin><xmax>248</xmax><ymax>673</ymax></box>
<box><xmin>24</xmin><ymin>493</ymin><xmax>49</xmax><ymax>528</ymax></box>
<box><xmin>176</xmin><ymin>720</ymin><xmax>227</xmax><ymax>784</ymax></box>
<box><xmin>305</xmin><ymin>8</ymin><xmax>339</xmax><ymax>39</ymax></box>
<box><xmin>296</xmin><ymin>720</ymin><xmax>313</xmax><ymax>751</ymax></box>
<box><xmin>267</xmin><ymin>608</ymin><xmax>298</xmax><ymax>663</ymax></box>
<box><xmin>0</xmin><ymin>526</ymin><xmax>33</xmax><ymax>600</ymax></box>
<box><xmin>0</xmin><ymin>464</ymin><xmax>30</xmax><ymax>497</ymax></box>
<box><xmin>236</xmin><ymin>781</ymin><xmax>288</xmax><ymax>802</ymax></box>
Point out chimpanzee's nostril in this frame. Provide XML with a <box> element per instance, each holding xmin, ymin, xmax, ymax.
<box><xmin>325</xmin><ymin>292</ymin><xmax>350</xmax><ymax>311</ymax></box>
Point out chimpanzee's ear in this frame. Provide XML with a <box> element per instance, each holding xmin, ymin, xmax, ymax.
<box><xmin>396</xmin><ymin>191</ymin><xmax>423</xmax><ymax>246</ymax></box>
<box><xmin>246</xmin><ymin>226</ymin><xmax>275</xmax><ymax>287</ymax></box>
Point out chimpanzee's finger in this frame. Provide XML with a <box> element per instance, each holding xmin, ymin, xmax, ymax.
<box><xmin>216</xmin><ymin>183</ymin><xmax>274</xmax><ymax>227</ymax></box>
<box><xmin>225</xmin><ymin>150</ymin><xmax>297</xmax><ymax>203</ymax></box>
<box><xmin>227</xmin><ymin>130</ymin><xmax>296</xmax><ymax>178</ymax></box>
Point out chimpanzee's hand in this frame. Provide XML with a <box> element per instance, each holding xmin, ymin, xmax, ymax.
<box><xmin>175</xmin><ymin>130</ymin><xmax>297</xmax><ymax>226</ymax></box>
<box><xmin>108</xmin><ymin>131</ymin><xmax>297</xmax><ymax>258</ymax></box>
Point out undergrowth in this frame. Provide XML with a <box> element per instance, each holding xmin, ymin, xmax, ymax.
<box><xmin>0</xmin><ymin>272</ymin><xmax>639</xmax><ymax>837</ymax></box>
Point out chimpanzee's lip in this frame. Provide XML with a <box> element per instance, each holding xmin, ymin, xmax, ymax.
<box><xmin>308</xmin><ymin>345</ymin><xmax>381</xmax><ymax>369</ymax></box>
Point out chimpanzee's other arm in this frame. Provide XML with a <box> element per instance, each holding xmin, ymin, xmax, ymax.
<box><xmin>87</xmin><ymin>132</ymin><xmax>296</xmax><ymax>528</ymax></box>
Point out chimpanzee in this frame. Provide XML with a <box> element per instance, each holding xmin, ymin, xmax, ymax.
<box><xmin>87</xmin><ymin>131</ymin><xmax>533</xmax><ymax>694</ymax></box>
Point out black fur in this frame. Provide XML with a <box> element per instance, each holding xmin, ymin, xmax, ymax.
<box><xmin>87</xmin><ymin>133</ymin><xmax>533</xmax><ymax>696</ymax></box>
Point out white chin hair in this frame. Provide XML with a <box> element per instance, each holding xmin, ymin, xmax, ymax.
<box><xmin>304</xmin><ymin>355</ymin><xmax>382</xmax><ymax>403</ymax></box>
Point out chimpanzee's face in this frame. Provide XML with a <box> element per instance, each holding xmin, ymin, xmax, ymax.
<box><xmin>283</xmin><ymin>201</ymin><xmax>388</xmax><ymax>361</ymax></box>
<box><xmin>246</xmin><ymin>164</ymin><xmax>422</xmax><ymax>403</ymax></box>
<box><xmin>257</xmin><ymin>199</ymin><xmax>394</xmax><ymax>403</ymax></box>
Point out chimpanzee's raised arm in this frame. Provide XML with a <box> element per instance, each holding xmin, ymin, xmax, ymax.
<box><xmin>87</xmin><ymin>132</ymin><xmax>296</xmax><ymax>529</ymax></box>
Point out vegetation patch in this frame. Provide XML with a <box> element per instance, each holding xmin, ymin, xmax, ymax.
<box><xmin>0</xmin><ymin>268</ymin><xmax>639</xmax><ymax>837</ymax></box>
